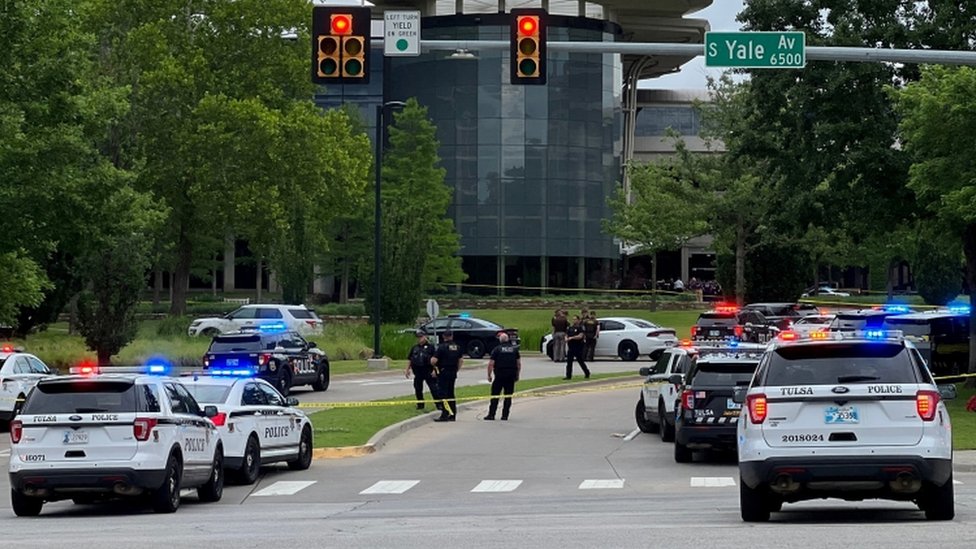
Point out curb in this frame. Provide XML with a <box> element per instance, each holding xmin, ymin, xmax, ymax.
<box><xmin>953</xmin><ymin>450</ymin><xmax>976</xmax><ymax>473</ymax></box>
<box><xmin>312</xmin><ymin>375</ymin><xmax>637</xmax><ymax>460</ymax></box>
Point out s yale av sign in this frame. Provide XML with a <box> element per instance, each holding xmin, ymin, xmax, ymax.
<box><xmin>705</xmin><ymin>31</ymin><xmax>806</xmax><ymax>69</ymax></box>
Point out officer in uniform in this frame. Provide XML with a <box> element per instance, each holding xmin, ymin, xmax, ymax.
<box><xmin>565</xmin><ymin>315</ymin><xmax>590</xmax><ymax>380</ymax></box>
<box><xmin>431</xmin><ymin>330</ymin><xmax>464</xmax><ymax>422</ymax></box>
<box><xmin>583</xmin><ymin>312</ymin><xmax>599</xmax><ymax>361</ymax></box>
<box><xmin>406</xmin><ymin>330</ymin><xmax>440</xmax><ymax>411</ymax></box>
<box><xmin>485</xmin><ymin>332</ymin><xmax>521</xmax><ymax>421</ymax></box>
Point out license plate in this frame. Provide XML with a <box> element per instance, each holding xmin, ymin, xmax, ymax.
<box><xmin>709</xmin><ymin>330</ymin><xmax>720</xmax><ymax>337</ymax></box>
<box><xmin>226</xmin><ymin>358</ymin><xmax>239</xmax><ymax>366</ymax></box>
<box><xmin>824</xmin><ymin>406</ymin><xmax>859</xmax><ymax>424</ymax></box>
<box><xmin>727</xmin><ymin>398</ymin><xmax>742</xmax><ymax>410</ymax></box>
<box><xmin>63</xmin><ymin>431</ymin><xmax>89</xmax><ymax>445</ymax></box>
<box><xmin>664</xmin><ymin>340</ymin><xmax>675</xmax><ymax>347</ymax></box>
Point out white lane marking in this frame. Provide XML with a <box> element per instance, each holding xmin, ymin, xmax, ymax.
<box><xmin>252</xmin><ymin>481</ymin><xmax>317</xmax><ymax>497</ymax></box>
<box><xmin>579</xmin><ymin>479</ymin><xmax>625</xmax><ymax>490</ymax></box>
<box><xmin>0</xmin><ymin>449</ymin><xmax>10</xmax><ymax>457</ymax></box>
<box><xmin>471</xmin><ymin>480</ymin><xmax>522</xmax><ymax>493</ymax></box>
<box><xmin>953</xmin><ymin>479</ymin><xmax>963</xmax><ymax>485</ymax></box>
<box><xmin>360</xmin><ymin>480</ymin><xmax>420</xmax><ymax>495</ymax></box>
<box><xmin>623</xmin><ymin>428</ymin><xmax>641</xmax><ymax>442</ymax></box>
<box><xmin>690</xmin><ymin>477</ymin><xmax>736</xmax><ymax>488</ymax></box>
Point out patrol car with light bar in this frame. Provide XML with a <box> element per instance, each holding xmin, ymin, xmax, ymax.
<box><xmin>180</xmin><ymin>372</ymin><xmax>313</xmax><ymax>485</ymax></box>
<box><xmin>0</xmin><ymin>345</ymin><xmax>55</xmax><ymax>424</ymax></box>
<box><xmin>735</xmin><ymin>329</ymin><xmax>955</xmax><ymax>522</ymax></box>
<box><xmin>7</xmin><ymin>362</ymin><xmax>224</xmax><ymax>516</ymax></box>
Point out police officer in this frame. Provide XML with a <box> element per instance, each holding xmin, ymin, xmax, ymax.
<box><xmin>583</xmin><ymin>311</ymin><xmax>599</xmax><ymax>361</ymax></box>
<box><xmin>430</xmin><ymin>330</ymin><xmax>464</xmax><ymax>422</ymax></box>
<box><xmin>406</xmin><ymin>330</ymin><xmax>440</xmax><ymax>411</ymax></box>
<box><xmin>565</xmin><ymin>315</ymin><xmax>590</xmax><ymax>380</ymax></box>
<box><xmin>485</xmin><ymin>332</ymin><xmax>521</xmax><ymax>421</ymax></box>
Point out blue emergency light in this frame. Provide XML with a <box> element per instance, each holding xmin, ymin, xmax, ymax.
<box><xmin>864</xmin><ymin>329</ymin><xmax>887</xmax><ymax>340</ymax></box>
<box><xmin>256</xmin><ymin>322</ymin><xmax>288</xmax><ymax>333</ymax></box>
<box><xmin>145</xmin><ymin>355</ymin><xmax>173</xmax><ymax>375</ymax></box>
<box><xmin>883</xmin><ymin>304</ymin><xmax>911</xmax><ymax>314</ymax></box>
<box><xmin>211</xmin><ymin>368</ymin><xmax>256</xmax><ymax>377</ymax></box>
<box><xmin>948</xmin><ymin>302</ymin><xmax>971</xmax><ymax>314</ymax></box>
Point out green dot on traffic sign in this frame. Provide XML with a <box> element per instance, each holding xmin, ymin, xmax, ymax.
<box><xmin>396</xmin><ymin>39</ymin><xmax>409</xmax><ymax>51</ymax></box>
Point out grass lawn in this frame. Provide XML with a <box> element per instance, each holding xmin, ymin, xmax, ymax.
<box><xmin>309</xmin><ymin>372</ymin><xmax>639</xmax><ymax>448</ymax></box>
<box><xmin>947</xmin><ymin>383</ymin><xmax>976</xmax><ymax>450</ymax></box>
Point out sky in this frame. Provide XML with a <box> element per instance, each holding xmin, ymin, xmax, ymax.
<box><xmin>648</xmin><ymin>0</ymin><xmax>747</xmax><ymax>90</ymax></box>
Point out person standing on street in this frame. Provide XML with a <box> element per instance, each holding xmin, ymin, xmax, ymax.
<box><xmin>485</xmin><ymin>332</ymin><xmax>521</xmax><ymax>421</ymax></box>
<box><xmin>406</xmin><ymin>330</ymin><xmax>440</xmax><ymax>411</ymax></box>
<box><xmin>565</xmin><ymin>315</ymin><xmax>590</xmax><ymax>380</ymax></box>
<box><xmin>431</xmin><ymin>330</ymin><xmax>464</xmax><ymax>422</ymax></box>
<box><xmin>583</xmin><ymin>311</ymin><xmax>599</xmax><ymax>361</ymax></box>
<box><xmin>551</xmin><ymin>309</ymin><xmax>568</xmax><ymax>362</ymax></box>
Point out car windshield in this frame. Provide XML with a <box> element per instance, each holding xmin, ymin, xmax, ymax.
<box><xmin>697</xmin><ymin>313</ymin><xmax>737</xmax><ymax>326</ymax></box>
<box><xmin>475</xmin><ymin>319</ymin><xmax>503</xmax><ymax>330</ymax></box>
<box><xmin>692</xmin><ymin>362</ymin><xmax>758</xmax><ymax>386</ymax></box>
<box><xmin>209</xmin><ymin>335</ymin><xmax>267</xmax><ymax>352</ymax></box>
<box><xmin>23</xmin><ymin>381</ymin><xmax>138</xmax><ymax>414</ymax></box>
<box><xmin>766</xmin><ymin>343</ymin><xmax>919</xmax><ymax>386</ymax></box>
<box><xmin>183</xmin><ymin>384</ymin><xmax>233</xmax><ymax>404</ymax></box>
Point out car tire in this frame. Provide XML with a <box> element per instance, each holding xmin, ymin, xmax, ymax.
<box><xmin>545</xmin><ymin>341</ymin><xmax>554</xmax><ymax>361</ymax></box>
<box><xmin>197</xmin><ymin>445</ymin><xmax>224</xmax><ymax>503</ymax></box>
<box><xmin>921</xmin><ymin>475</ymin><xmax>955</xmax><ymax>520</ymax></box>
<box><xmin>236</xmin><ymin>435</ymin><xmax>261</xmax><ymax>485</ymax></box>
<box><xmin>202</xmin><ymin>328</ymin><xmax>220</xmax><ymax>337</ymax></box>
<box><xmin>312</xmin><ymin>361</ymin><xmax>330</xmax><ymax>392</ymax></box>
<box><xmin>618</xmin><ymin>341</ymin><xmax>639</xmax><ymax>362</ymax></box>
<box><xmin>659</xmin><ymin>401</ymin><xmax>675</xmax><ymax>442</ymax></box>
<box><xmin>10</xmin><ymin>489</ymin><xmax>43</xmax><ymax>517</ymax></box>
<box><xmin>674</xmin><ymin>441</ymin><xmax>692</xmax><ymax>463</ymax></box>
<box><xmin>288</xmin><ymin>426</ymin><xmax>313</xmax><ymax>471</ymax></box>
<box><xmin>739</xmin><ymin>479</ymin><xmax>771</xmax><ymax>522</ymax></box>
<box><xmin>635</xmin><ymin>398</ymin><xmax>658</xmax><ymax>433</ymax></box>
<box><xmin>467</xmin><ymin>339</ymin><xmax>485</xmax><ymax>359</ymax></box>
<box><xmin>151</xmin><ymin>453</ymin><xmax>183</xmax><ymax>514</ymax></box>
<box><xmin>276</xmin><ymin>364</ymin><xmax>292</xmax><ymax>397</ymax></box>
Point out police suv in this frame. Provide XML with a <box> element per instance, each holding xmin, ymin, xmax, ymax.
<box><xmin>0</xmin><ymin>346</ymin><xmax>55</xmax><ymax>424</ymax></box>
<box><xmin>181</xmin><ymin>373</ymin><xmax>313</xmax><ymax>485</ymax></box>
<box><xmin>735</xmin><ymin>330</ymin><xmax>955</xmax><ymax>522</ymax></box>
<box><xmin>8</xmin><ymin>367</ymin><xmax>224</xmax><ymax>516</ymax></box>
<box><xmin>203</xmin><ymin>327</ymin><xmax>329</xmax><ymax>396</ymax></box>
<box><xmin>635</xmin><ymin>343</ymin><xmax>697</xmax><ymax>442</ymax></box>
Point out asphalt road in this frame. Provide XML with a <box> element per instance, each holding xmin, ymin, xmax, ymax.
<box><xmin>2</xmin><ymin>365</ymin><xmax>976</xmax><ymax>548</ymax></box>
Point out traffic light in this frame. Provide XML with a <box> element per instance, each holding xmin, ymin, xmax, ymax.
<box><xmin>312</xmin><ymin>6</ymin><xmax>371</xmax><ymax>85</ymax></box>
<box><xmin>510</xmin><ymin>9</ymin><xmax>546</xmax><ymax>85</ymax></box>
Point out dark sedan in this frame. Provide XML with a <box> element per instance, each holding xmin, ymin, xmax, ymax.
<box><xmin>416</xmin><ymin>315</ymin><xmax>520</xmax><ymax>359</ymax></box>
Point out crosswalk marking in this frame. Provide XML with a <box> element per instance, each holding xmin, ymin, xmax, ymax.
<box><xmin>579</xmin><ymin>479</ymin><xmax>625</xmax><ymax>490</ymax></box>
<box><xmin>471</xmin><ymin>480</ymin><xmax>522</xmax><ymax>493</ymax></box>
<box><xmin>0</xmin><ymin>449</ymin><xmax>10</xmax><ymax>457</ymax></box>
<box><xmin>252</xmin><ymin>481</ymin><xmax>317</xmax><ymax>497</ymax></box>
<box><xmin>690</xmin><ymin>477</ymin><xmax>736</xmax><ymax>487</ymax></box>
<box><xmin>360</xmin><ymin>480</ymin><xmax>420</xmax><ymax>495</ymax></box>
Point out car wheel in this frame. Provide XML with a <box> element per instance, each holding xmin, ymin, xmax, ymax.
<box><xmin>197</xmin><ymin>445</ymin><xmax>224</xmax><ymax>503</ymax></box>
<box><xmin>276</xmin><ymin>364</ymin><xmax>292</xmax><ymax>397</ymax></box>
<box><xmin>739</xmin><ymin>479</ymin><xmax>771</xmax><ymax>522</ymax></box>
<box><xmin>674</xmin><ymin>440</ymin><xmax>692</xmax><ymax>463</ymax></box>
<box><xmin>545</xmin><ymin>341</ymin><xmax>554</xmax><ymax>361</ymax></box>
<box><xmin>618</xmin><ymin>341</ymin><xmax>639</xmax><ymax>362</ymax></box>
<box><xmin>288</xmin><ymin>426</ymin><xmax>313</xmax><ymax>471</ymax></box>
<box><xmin>635</xmin><ymin>398</ymin><xmax>658</xmax><ymax>433</ymax></box>
<box><xmin>921</xmin><ymin>475</ymin><xmax>955</xmax><ymax>520</ymax></box>
<box><xmin>10</xmin><ymin>489</ymin><xmax>43</xmax><ymax>517</ymax></box>
<box><xmin>312</xmin><ymin>361</ymin><xmax>330</xmax><ymax>391</ymax></box>
<box><xmin>659</xmin><ymin>401</ymin><xmax>675</xmax><ymax>442</ymax></box>
<box><xmin>467</xmin><ymin>339</ymin><xmax>485</xmax><ymax>359</ymax></box>
<box><xmin>202</xmin><ymin>327</ymin><xmax>220</xmax><ymax>337</ymax></box>
<box><xmin>151</xmin><ymin>453</ymin><xmax>183</xmax><ymax>514</ymax></box>
<box><xmin>236</xmin><ymin>435</ymin><xmax>261</xmax><ymax>485</ymax></box>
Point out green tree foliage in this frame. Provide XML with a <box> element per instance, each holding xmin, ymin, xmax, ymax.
<box><xmin>912</xmin><ymin>233</ymin><xmax>962</xmax><ymax>307</ymax></box>
<box><xmin>0</xmin><ymin>252</ymin><xmax>50</xmax><ymax>326</ymax></box>
<box><xmin>363</xmin><ymin>99</ymin><xmax>465</xmax><ymax>325</ymax></box>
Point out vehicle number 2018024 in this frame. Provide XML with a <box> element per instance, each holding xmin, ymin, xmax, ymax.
<box><xmin>782</xmin><ymin>433</ymin><xmax>824</xmax><ymax>443</ymax></box>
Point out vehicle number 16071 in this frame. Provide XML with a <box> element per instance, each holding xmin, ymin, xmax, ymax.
<box><xmin>782</xmin><ymin>433</ymin><xmax>824</xmax><ymax>443</ymax></box>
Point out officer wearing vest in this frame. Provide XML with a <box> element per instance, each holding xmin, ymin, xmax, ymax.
<box><xmin>431</xmin><ymin>330</ymin><xmax>464</xmax><ymax>422</ymax></box>
<box><xmin>485</xmin><ymin>332</ymin><xmax>521</xmax><ymax>421</ymax></box>
<box><xmin>565</xmin><ymin>315</ymin><xmax>591</xmax><ymax>380</ymax></box>
<box><xmin>406</xmin><ymin>330</ymin><xmax>440</xmax><ymax>411</ymax></box>
<box><xmin>582</xmin><ymin>312</ymin><xmax>599</xmax><ymax>361</ymax></box>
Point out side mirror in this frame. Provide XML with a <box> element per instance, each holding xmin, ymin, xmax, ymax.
<box><xmin>286</xmin><ymin>397</ymin><xmax>300</xmax><ymax>407</ymax></box>
<box><xmin>732</xmin><ymin>387</ymin><xmax>747</xmax><ymax>404</ymax></box>
<box><xmin>639</xmin><ymin>367</ymin><xmax>651</xmax><ymax>377</ymax></box>
<box><xmin>307</xmin><ymin>342</ymin><xmax>317</xmax><ymax>349</ymax></box>
<box><xmin>668</xmin><ymin>374</ymin><xmax>683</xmax><ymax>385</ymax></box>
<box><xmin>203</xmin><ymin>405</ymin><xmax>219</xmax><ymax>418</ymax></box>
<box><xmin>938</xmin><ymin>384</ymin><xmax>957</xmax><ymax>401</ymax></box>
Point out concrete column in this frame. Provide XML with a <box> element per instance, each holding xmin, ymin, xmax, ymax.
<box><xmin>680</xmin><ymin>247</ymin><xmax>690</xmax><ymax>284</ymax></box>
<box><xmin>541</xmin><ymin>256</ymin><xmax>549</xmax><ymax>295</ymax></box>
<box><xmin>455</xmin><ymin>0</ymin><xmax>463</xmax><ymax>14</ymax></box>
<box><xmin>542</xmin><ymin>0</ymin><xmax>549</xmax><ymax>11</ymax></box>
<box><xmin>312</xmin><ymin>265</ymin><xmax>325</xmax><ymax>294</ymax></box>
<box><xmin>578</xmin><ymin>0</ymin><xmax>585</xmax><ymax>17</ymax></box>
<box><xmin>268</xmin><ymin>270</ymin><xmax>280</xmax><ymax>294</ymax></box>
<box><xmin>577</xmin><ymin>257</ymin><xmax>585</xmax><ymax>288</ymax></box>
<box><xmin>497</xmin><ymin>255</ymin><xmax>505</xmax><ymax>296</ymax></box>
<box><xmin>223</xmin><ymin>235</ymin><xmax>236</xmax><ymax>291</ymax></box>
<box><xmin>498</xmin><ymin>0</ymin><xmax>505</xmax><ymax>13</ymax></box>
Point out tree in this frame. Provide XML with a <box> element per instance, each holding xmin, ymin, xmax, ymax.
<box><xmin>895</xmin><ymin>66</ymin><xmax>976</xmax><ymax>373</ymax></box>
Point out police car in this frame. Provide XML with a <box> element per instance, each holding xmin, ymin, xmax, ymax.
<box><xmin>8</xmin><ymin>365</ymin><xmax>224</xmax><ymax>516</ymax></box>
<box><xmin>203</xmin><ymin>326</ymin><xmax>329</xmax><ymax>396</ymax></box>
<box><xmin>180</xmin><ymin>373</ymin><xmax>313</xmax><ymax>485</ymax></box>
<box><xmin>635</xmin><ymin>342</ymin><xmax>698</xmax><ymax>442</ymax></box>
<box><xmin>0</xmin><ymin>346</ymin><xmax>55</xmax><ymax>424</ymax></box>
<box><xmin>735</xmin><ymin>330</ymin><xmax>956</xmax><ymax>522</ymax></box>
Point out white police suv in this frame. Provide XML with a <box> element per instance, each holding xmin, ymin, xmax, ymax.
<box><xmin>8</xmin><ymin>366</ymin><xmax>224</xmax><ymax>516</ymax></box>
<box><xmin>180</xmin><ymin>372</ymin><xmax>313</xmax><ymax>485</ymax></box>
<box><xmin>0</xmin><ymin>346</ymin><xmax>55</xmax><ymax>424</ymax></box>
<box><xmin>735</xmin><ymin>330</ymin><xmax>955</xmax><ymax>522</ymax></box>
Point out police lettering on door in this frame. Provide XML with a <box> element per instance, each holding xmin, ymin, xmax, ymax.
<box><xmin>265</xmin><ymin>426</ymin><xmax>290</xmax><ymax>438</ymax></box>
<box><xmin>186</xmin><ymin>438</ymin><xmax>207</xmax><ymax>453</ymax></box>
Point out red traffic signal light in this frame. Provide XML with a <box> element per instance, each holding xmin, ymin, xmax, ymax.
<box><xmin>312</xmin><ymin>6</ymin><xmax>371</xmax><ymax>85</ymax></box>
<box><xmin>331</xmin><ymin>14</ymin><xmax>352</xmax><ymax>35</ymax></box>
<box><xmin>519</xmin><ymin>16</ymin><xmax>537</xmax><ymax>35</ymax></box>
<box><xmin>511</xmin><ymin>10</ymin><xmax>546</xmax><ymax>85</ymax></box>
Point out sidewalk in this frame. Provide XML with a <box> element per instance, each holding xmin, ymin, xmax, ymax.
<box><xmin>955</xmin><ymin>450</ymin><xmax>976</xmax><ymax>473</ymax></box>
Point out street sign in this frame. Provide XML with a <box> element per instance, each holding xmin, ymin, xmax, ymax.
<box><xmin>384</xmin><ymin>10</ymin><xmax>420</xmax><ymax>57</ymax></box>
<box><xmin>426</xmin><ymin>299</ymin><xmax>440</xmax><ymax>320</ymax></box>
<box><xmin>705</xmin><ymin>31</ymin><xmax>805</xmax><ymax>69</ymax></box>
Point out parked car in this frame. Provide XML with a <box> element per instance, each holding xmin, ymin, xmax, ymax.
<box><xmin>801</xmin><ymin>286</ymin><xmax>851</xmax><ymax>298</ymax></box>
<box><xmin>790</xmin><ymin>314</ymin><xmax>836</xmax><ymax>336</ymax></box>
<box><xmin>691</xmin><ymin>305</ymin><xmax>779</xmax><ymax>344</ymax></box>
<box><xmin>415</xmin><ymin>315</ymin><xmax>519</xmax><ymax>359</ymax></box>
<box><xmin>188</xmin><ymin>304</ymin><xmax>324</xmax><ymax>337</ymax></box>
<box><xmin>742</xmin><ymin>303</ymin><xmax>821</xmax><ymax>331</ymax></box>
<box><xmin>542</xmin><ymin>317</ymin><xmax>677</xmax><ymax>362</ymax></box>
<box><xmin>202</xmin><ymin>329</ymin><xmax>330</xmax><ymax>396</ymax></box>
<box><xmin>883</xmin><ymin>309</ymin><xmax>969</xmax><ymax>376</ymax></box>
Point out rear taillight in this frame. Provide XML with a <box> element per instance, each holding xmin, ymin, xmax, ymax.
<box><xmin>210</xmin><ymin>412</ymin><xmax>227</xmax><ymax>427</ymax></box>
<box><xmin>10</xmin><ymin>420</ymin><xmax>22</xmax><ymax>444</ymax></box>
<box><xmin>691</xmin><ymin>326</ymin><xmax>698</xmax><ymax>337</ymax></box>
<box><xmin>306</xmin><ymin>320</ymin><xmax>317</xmax><ymax>327</ymax></box>
<box><xmin>203</xmin><ymin>356</ymin><xmax>211</xmax><ymax>367</ymax></box>
<box><xmin>734</xmin><ymin>325</ymin><xmax>744</xmax><ymax>337</ymax></box>
<box><xmin>647</xmin><ymin>330</ymin><xmax>675</xmax><ymax>338</ymax></box>
<box><xmin>134</xmin><ymin>418</ymin><xmax>158</xmax><ymax>441</ymax></box>
<box><xmin>258</xmin><ymin>353</ymin><xmax>271</xmax><ymax>366</ymax></box>
<box><xmin>681</xmin><ymin>389</ymin><xmax>694</xmax><ymax>411</ymax></box>
<box><xmin>916</xmin><ymin>390</ymin><xmax>940</xmax><ymax>421</ymax></box>
<box><xmin>746</xmin><ymin>393</ymin><xmax>768</xmax><ymax>424</ymax></box>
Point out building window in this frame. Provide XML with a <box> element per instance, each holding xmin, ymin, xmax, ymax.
<box><xmin>635</xmin><ymin>106</ymin><xmax>701</xmax><ymax>137</ymax></box>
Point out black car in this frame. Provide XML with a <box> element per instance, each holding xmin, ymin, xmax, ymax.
<box><xmin>203</xmin><ymin>329</ymin><xmax>330</xmax><ymax>396</ymax></box>
<box><xmin>417</xmin><ymin>315</ymin><xmax>520</xmax><ymax>359</ymax></box>
<box><xmin>883</xmin><ymin>310</ymin><xmax>970</xmax><ymax>375</ymax></box>
<box><xmin>673</xmin><ymin>346</ymin><xmax>764</xmax><ymax>463</ymax></box>
<box><xmin>742</xmin><ymin>303</ymin><xmax>820</xmax><ymax>331</ymax></box>
<box><xmin>691</xmin><ymin>306</ymin><xmax>779</xmax><ymax>344</ymax></box>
